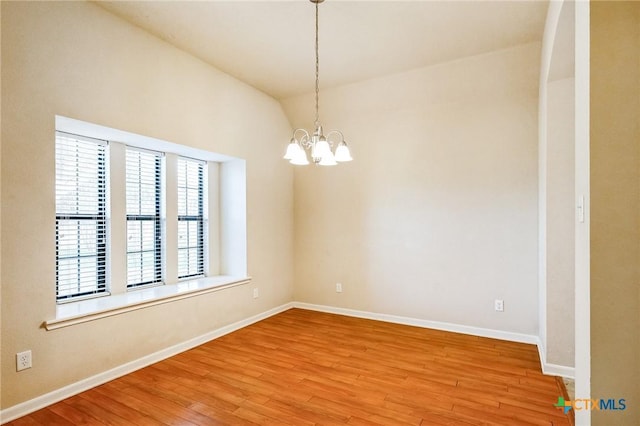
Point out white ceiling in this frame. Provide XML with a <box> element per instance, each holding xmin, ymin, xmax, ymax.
<box><xmin>97</xmin><ymin>0</ymin><xmax>549</xmax><ymax>99</ymax></box>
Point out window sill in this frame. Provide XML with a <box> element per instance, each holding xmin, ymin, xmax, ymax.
<box><xmin>44</xmin><ymin>275</ymin><xmax>251</xmax><ymax>330</ymax></box>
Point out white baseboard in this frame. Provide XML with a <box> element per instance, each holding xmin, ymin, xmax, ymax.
<box><xmin>293</xmin><ymin>302</ymin><xmax>575</xmax><ymax>379</ymax></box>
<box><xmin>293</xmin><ymin>302</ymin><xmax>539</xmax><ymax>344</ymax></box>
<box><xmin>2</xmin><ymin>300</ymin><xmax>575</xmax><ymax>423</ymax></box>
<box><xmin>536</xmin><ymin>339</ymin><xmax>575</xmax><ymax>379</ymax></box>
<box><xmin>543</xmin><ymin>363</ymin><xmax>575</xmax><ymax>379</ymax></box>
<box><xmin>0</xmin><ymin>302</ymin><xmax>294</xmax><ymax>424</ymax></box>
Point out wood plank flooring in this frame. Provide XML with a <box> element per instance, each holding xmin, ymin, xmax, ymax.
<box><xmin>7</xmin><ymin>309</ymin><xmax>571</xmax><ymax>425</ymax></box>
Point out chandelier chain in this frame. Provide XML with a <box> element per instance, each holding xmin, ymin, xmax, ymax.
<box><xmin>314</xmin><ymin>0</ymin><xmax>320</xmax><ymax>128</ymax></box>
<box><xmin>283</xmin><ymin>0</ymin><xmax>352</xmax><ymax>166</ymax></box>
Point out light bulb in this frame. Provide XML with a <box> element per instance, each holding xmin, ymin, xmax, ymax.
<box><xmin>334</xmin><ymin>142</ymin><xmax>353</xmax><ymax>162</ymax></box>
<box><xmin>312</xmin><ymin>138</ymin><xmax>331</xmax><ymax>159</ymax></box>
<box><xmin>318</xmin><ymin>150</ymin><xmax>337</xmax><ymax>166</ymax></box>
<box><xmin>283</xmin><ymin>139</ymin><xmax>299</xmax><ymax>160</ymax></box>
<box><xmin>290</xmin><ymin>147</ymin><xmax>309</xmax><ymax>165</ymax></box>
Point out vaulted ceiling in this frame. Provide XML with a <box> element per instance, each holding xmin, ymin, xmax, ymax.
<box><xmin>97</xmin><ymin>1</ymin><xmax>548</xmax><ymax>99</ymax></box>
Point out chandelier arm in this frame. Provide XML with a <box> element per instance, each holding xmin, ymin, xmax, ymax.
<box><xmin>292</xmin><ymin>128</ymin><xmax>313</xmax><ymax>149</ymax></box>
<box><xmin>292</xmin><ymin>128</ymin><xmax>310</xmax><ymax>141</ymax></box>
<box><xmin>325</xmin><ymin>129</ymin><xmax>345</xmax><ymax>147</ymax></box>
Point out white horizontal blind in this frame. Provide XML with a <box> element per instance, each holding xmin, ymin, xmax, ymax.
<box><xmin>126</xmin><ymin>148</ymin><xmax>163</xmax><ymax>288</ymax></box>
<box><xmin>55</xmin><ymin>132</ymin><xmax>108</xmax><ymax>301</ymax></box>
<box><xmin>177</xmin><ymin>157</ymin><xmax>206</xmax><ymax>278</ymax></box>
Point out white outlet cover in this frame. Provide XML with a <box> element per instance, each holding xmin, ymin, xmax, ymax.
<box><xmin>16</xmin><ymin>350</ymin><xmax>32</xmax><ymax>371</ymax></box>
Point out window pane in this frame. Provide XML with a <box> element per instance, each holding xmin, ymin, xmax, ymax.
<box><xmin>127</xmin><ymin>252</ymin><xmax>142</xmax><ymax>284</ymax></box>
<box><xmin>178</xmin><ymin>221</ymin><xmax>189</xmax><ymax>249</ymax></box>
<box><xmin>57</xmin><ymin>258</ymin><xmax>79</xmax><ymax>297</ymax></box>
<box><xmin>56</xmin><ymin>135</ymin><xmax>106</xmax><ymax>216</ymax></box>
<box><xmin>187</xmin><ymin>188</ymin><xmax>199</xmax><ymax>216</ymax></box>
<box><xmin>141</xmin><ymin>221</ymin><xmax>156</xmax><ymax>251</ymax></box>
<box><xmin>55</xmin><ymin>133</ymin><xmax>107</xmax><ymax>301</ymax></box>
<box><xmin>126</xmin><ymin>148</ymin><xmax>163</xmax><ymax>288</ymax></box>
<box><xmin>127</xmin><ymin>221</ymin><xmax>142</xmax><ymax>252</ymax></box>
<box><xmin>177</xmin><ymin>187</ymin><xmax>187</xmax><ymax>216</ymax></box>
<box><xmin>177</xmin><ymin>249</ymin><xmax>189</xmax><ymax>273</ymax></box>
<box><xmin>177</xmin><ymin>157</ymin><xmax>206</xmax><ymax>278</ymax></box>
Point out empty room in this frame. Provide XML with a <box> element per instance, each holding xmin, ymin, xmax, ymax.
<box><xmin>1</xmin><ymin>1</ymin><xmax>638</xmax><ymax>425</ymax></box>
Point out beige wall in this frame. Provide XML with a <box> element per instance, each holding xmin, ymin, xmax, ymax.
<box><xmin>591</xmin><ymin>2</ymin><xmax>640</xmax><ymax>424</ymax></box>
<box><xmin>546</xmin><ymin>77</ymin><xmax>575</xmax><ymax>367</ymax></box>
<box><xmin>0</xmin><ymin>0</ymin><xmax>3</xmax><ymax>410</ymax></box>
<box><xmin>537</xmin><ymin>0</ymin><xmax>577</xmax><ymax>372</ymax></box>
<box><xmin>0</xmin><ymin>1</ymin><xmax>293</xmax><ymax>409</ymax></box>
<box><xmin>282</xmin><ymin>44</ymin><xmax>540</xmax><ymax>334</ymax></box>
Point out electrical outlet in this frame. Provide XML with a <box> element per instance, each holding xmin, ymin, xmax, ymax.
<box><xmin>16</xmin><ymin>350</ymin><xmax>32</xmax><ymax>372</ymax></box>
<box><xmin>494</xmin><ymin>299</ymin><xmax>504</xmax><ymax>312</ymax></box>
<box><xmin>253</xmin><ymin>288</ymin><xmax>259</xmax><ymax>299</ymax></box>
<box><xmin>336</xmin><ymin>283</ymin><xmax>343</xmax><ymax>293</ymax></box>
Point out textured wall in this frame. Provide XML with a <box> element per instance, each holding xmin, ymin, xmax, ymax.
<box><xmin>283</xmin><ymin>44</ymin><xmax>540</xmax><ymax>335</ymax></box>
<box><xmin>546</xmin><ymin>77</ymin><xmax>575</xmax><ymax>367</ymax></box>
<box><xmin>1</xmin><ymin>1</ymin><xmax>294</xmax><ymax>408</ymax></box>
<box><xmin>591</xmin><ymin>2</ymin><xmax>640</xmax><ymax>424</ymax></box>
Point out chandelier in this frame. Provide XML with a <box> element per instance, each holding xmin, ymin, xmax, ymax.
<box><xmin>283</xmin><ymin>0</ymin><xmax>353</xmax><ymax>166</ymax></box>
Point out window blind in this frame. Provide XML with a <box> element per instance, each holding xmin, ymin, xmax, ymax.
<box><xmin>55</xmin><ymin>132</ymin><xmax>108</xmax><ymax>301</ymax></box>
<box><xmin>177</xmin><ymin>157</ymin><xmax>205</xmax><ymax>278</ymax></box>
<box><xmin>126</xmin><ymin>148</ymin><xmax>163</xmax><ymax>288</ymax></box>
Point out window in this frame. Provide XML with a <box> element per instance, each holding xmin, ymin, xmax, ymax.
<box><xmin>55</xmin><ymin>132</ymin><xmax>108</xmax><ymax>301</ymax></box>
<box><xmin>53</xmin><ymin>116</ymin><xmax>241</xmax><ymax>309</ymax></box>
<box><xmin>177</xmin><ymin>157</ymin><xmax>206</xmax><ymax>278</ymax></box>
<box><xmin>126</xmin><ymin>148</ymin><xmax>163</xmax><ymax>288</ymax></box>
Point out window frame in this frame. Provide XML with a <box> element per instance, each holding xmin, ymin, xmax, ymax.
<box><xmin>177</xmin><ymin>157</ymin><xmax>206</xmax><ymax>279</ymax></box>
<box><xmin>53</xmin><ymin>115</ymin><xmax>244</xmax><ymax>309</ymax></box>
<box><xmin>55</xmin><ymin>131</ymin><xmax>109</xmax><ymax>302</ymax></box>
<box><xmin>125</xmin><ymin>147</ymin><xmax>164</xmax><ymax>289</ymax></box>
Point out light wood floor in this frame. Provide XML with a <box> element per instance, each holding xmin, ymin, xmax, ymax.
<box><xmin>7</xmin><ymin>309</ymin><xmax>571</xmax><ymax>425</ymax></box>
